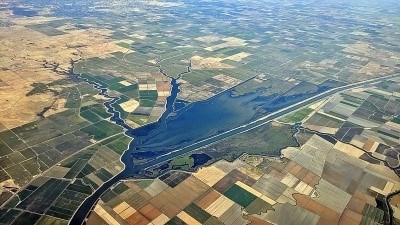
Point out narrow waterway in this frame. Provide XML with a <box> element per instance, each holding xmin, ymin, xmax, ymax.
<box><xmin>69</xmin><ymin>69</ymin><xmax>182</xmax><ymax>224</ymax></box>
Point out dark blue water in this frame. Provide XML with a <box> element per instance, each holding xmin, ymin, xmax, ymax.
<box><xmin>128</xmin><ymin>85</ymin><xmax>332</xmax><ymax>161</ymax></box>
<box><xmin>76</xmin><ymin>74</ymin><xmax>337</xmax><ymax>175</ymax></box>
<box><xmin>192</xmin><ymin>153</ymin><xmax>212</xmax><ymax>167</ymax></box>
<box><xmin>12</xmin><ymin>7</ymin><xmax>38</xmax><ymax>17</ymax></box>
<box><xmin>173</xmin><ymin>99</ymin><xmax>189</xmax><ymax>111</ymax></box>
<box><xmin>130</xmin><ymin>89</ymin><xmax>262</xmax><ymax>158</ymax></box>
<box><xmin>253</xmin><ymin>86</ymin><xmax>332</xmax><ymax>114</ymax></box>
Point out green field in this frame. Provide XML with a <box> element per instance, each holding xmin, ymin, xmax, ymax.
<box><xmin>279</xmin><ymin>107</ymin><xmax>313</xmax><ymax>124</ymax></box>
<box><xmin>169</xmin><ymin>156</ymin><xmax>194</xmax><ymax>170</ymax></box>
<box><xmin>224</xmin><ymin>184</ymin><xmax>257</xmax><ymax>207</ymax></box>
<box><xmin>184</xmin><ymin>203</ymin><xmax>211</xmax><ymax>223</ymax></box>
<box><xmin>116</xmin><ymin>42</ymin><xmax>131</xmax><ymax>49</ymax></box>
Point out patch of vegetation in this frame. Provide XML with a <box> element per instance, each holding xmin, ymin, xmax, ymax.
<box><xmin>104</xmin><ymin>134</ymin><xmax>131</xmax><ymax>155</ymax></box>
<box><xmin>74</xmin><ymin>53</ymin><xmax>159</xmax><ymax>79</ymax></box>
<box><xmin>116</xmin><ymin>42</ymin><xmax>131</xmax><ymax>49</ymax></box>
<box><xmin>0</xmin><ymin>20</ymin><xmax>15</xmax><ymax>27</ymax></box>
<box><xmin>392</xmin><ymin>115</ymin><xmax>400</xmax><ymax>124</ymax></box>
<box><xmin>80</xmin><ymin>109</ymin><xmax>102</xmax><ymax>123</ymax></box>
<box><xmin>169</xmin><ymin>156</ymin><xmax>194</xmax><ymax>170</ymax></box>
<box><xmin>139</xmin><ymin>90</ymin><xmax>158</xmax><ymax>101</ymax></box>
<box><xmin>279</xmin><ymin>107</ymin><xmax>313</xmax><ymax>124</ymax></box>
<box><xmin>139</xmin><ymin>99</ymin><xmax>156</xmax><ymax>107</ymax></box>
<box><xmin>144</xmin><ymin>122</ymin><xmax>296</xmax><ymax>177</ymax></box>
<box><xmin>181</xmin><ymin>70</ymin><xmax>221</xmax><ymax>86</ymax></box>
<box><xmin>26</xmin><ymin>82</ymin><xmax>60</xmax><ymax>96</ymax></box>
<box><xmin>111</xmin><ymin>31</ymin><xmax>131</xmax><ymax>40</ymax></box>
<box><xmin>224</xmin><ymin>184</ymin><xmax>257</xmax><ymax>207</ymax></box>
<box><xmin>184</xmin><ymin>203</ymin><xmax>211</xmax><ymax>223</ymax></box>
<box><xmin>80</xmin><ymin>120</ymin><xmax>123</xmax><ymax>140</ymax></box>
<box><xmin>203</xmin><ymin>122</ymin><xmax>297</xmax><ymax>161</ymax></box>
<box><xmin>65</xmin><ymin>87</ymin><xmax>81</xmax><ymax>108</ymax></box>
<box><xmin>26</xmin><ymin>24</ymin><xmax>66</xmax><ymax>36</ymax></box>
<box><xmin>232</xmin><ymin>77</ymin><xmax>294</xmax><ymax>97</ymax></box>
<box><xmin>126</xmin><ymin>114</ymin><xmax>148</xmax><ymax>126</ymax></box>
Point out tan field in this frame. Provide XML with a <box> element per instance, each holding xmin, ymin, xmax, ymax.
<box><xmin>193</xmin><ymin>165</ymin><xmax>227</xmax><ymax>186</ymax></box>
<box><xmin>94</xmin><ymin>204</ymin><xmax>121</xmax><ymax>225</ymax></box>
<box><xmin>205</xmin><ymin>37</ymin><xmax>247</xmax><ymax>51</ymax></box>
<box><xmin>190</xmin><ymin>55</ymin><xmax>234</xmax><ymax>70</ymax></box>
<box><xmin>195</xmin><ymin>35</ymin><xmax>221</xmax><ymax>44</ymax></box>
<box><xmin>119</xmin><ymin>80</ymin><xmax>133</xmax><ymax>86</ymax></box>
<box><xmin>120</xmin><ymin>99</ymin><xmax>140</xmax><ymax>113</ymax></box>
<box><xmin>0</xmin><ymin>20</ymin><xmax>127</xmax><ymax>129</ymax></box>
<box><xmin>176</xmin><ymin>211</ymin><xmax>202</xmax><ymax>225</ymax></box>
<box><xmin>224</xmin><ymin>52</ymin><xmax>252</xmax><ymax>62</ymax></box>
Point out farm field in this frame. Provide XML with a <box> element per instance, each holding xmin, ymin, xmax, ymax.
<box><xmin>85</xmin><ymin>81</ymin><xmax>400</xmax><ymax>225</ymax></box>
<box><xmin>303</xmin><ymin>78</ymin><xmax>400</xmax><ymax>171</ymax></box>
<box><xmin>77</xmin><ymin>72</ymin><xmax>170</xmax><ymax>127</ymax></box>
<box><xmin>0</xmin><ymin>78</ymin><xmax>132</xmax><ymax>224</ymax></box>
<box><xmin>88</xmin><ymin>130</ymin><xmax>399</xmax><ymax>225</ymax></box>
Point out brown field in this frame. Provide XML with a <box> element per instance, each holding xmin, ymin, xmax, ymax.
<box><xmin>196</xmin><ymin>190</ymin><xmax>221</xmax><ymax>210</ymax></box>
<box><xmin>293</xmin><ymin>193</ymin><xmax>341</xmax><ymax>224</ymax></box>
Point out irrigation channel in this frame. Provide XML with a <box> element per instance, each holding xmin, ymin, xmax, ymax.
<box><xmin>69</xmin><ymin>68</ymin><xmax>400</xmax><ymax>225</ymax></box>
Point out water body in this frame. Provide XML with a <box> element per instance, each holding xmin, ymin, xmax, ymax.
<box><xmin>70</xmin><ymin>71</ymin><xmax>400</xmax><ymax>224</ymax></box>
<box><xmin>130</xmin><ymin>89</ymin><xmax>261</xmax><ymax>158</ymax></box>
<box><xmin>129</xmin><ymin>84</ymin><xmax>334</xmax><ymax>162</ymax></box>
<box><xmin>173</xmin><ymin>99</ymin><xmax>189</xmax><ymax>111</ymax></box>
<box><xmin>11</xmin><ymin>7</ymin><xmax>38</xmax><ymax>17</ymax></box>
<box><xmin>70</xmin><ymin>77</ymin><xmax>330</xmax><ymax>224</ymax></box>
